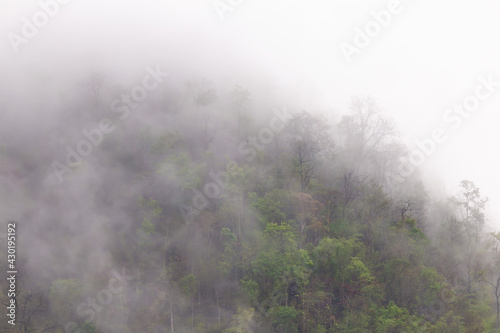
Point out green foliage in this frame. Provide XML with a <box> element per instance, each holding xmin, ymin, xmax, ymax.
<box><xmin>418</xmin><ymin>266</ymin><xmax>445</xmax><ymax>308</ymax></box>
<box><xmin>224</xmin><ymin>307</ymin><xmax>256</xmax><ymax>333</ymax></box>
<box><xmin>136</xmin><ymin>197</ymin><xmax>162</xmax><ymax>248</ymax></box>
<box><xmin>248</xmin><ymin>189</ymin><xmax>290</xmax><ymax>227</ymax></box>
<box><xmin>49</xmin><ymin>279</ymin><xmax>83</xmax><ymax>321</ymax></box>
<box><xmin>218</xmin><ymin>227</ymin><xmax>238</xmax><ymax>275</ymax></box>
<box><xmin>344</xmin><ymin>256</ymin><xmax>374</xmax><ymax>284</ymax></box>
<box><xmin>141</xmin><ymin>218</ymin><xmax>156</xmax><ymax>234</ymax></box>
<box><xmin>427</xmin><ymin>311</ymin><xmax>466</xmax><ymax>332</ymax></box>
<box><xmin>262</xmin><ymin>222</ymin><xmax>296</xmax><ymax>253</ymax></box>
<box><xmin>375</xmin><ymin>301</ymin><xmax>412</xmax><ymax>333</ymax></box>
<box><xmin>20</xmin><ymin>88</ymin><xmax>499</xmax><ymax>333</ymax></box>
<box><xmin>241</xmin><ymin>279</ymin><xmax>259</xmax><ymax>303</ymax></box>
<box><xmin>393</xmin><ymin>218</ymin><xmax>426</xmax><ymax>240</ymax></box>
<box><xmin>78</xmin><ymin>322</ymin><xmax>98</xmax><ymax>333</ymax></box>
<box><xmin>271</xmin><ymin>306</ymin><xmax>299</xmax><ymax>333</ymax></box>
<box><xmin>312</xmin><ymin>236</ymin><xmax>365</xmax><ymax>279</ymax></box>
<box><xmin>178</xmin><ymin>274</ymin><xmax>198</xmax><ymax>297</ymax></box>
<box><xmin>150</xmin><ymin>131</ymin><xmax>183</xmax><ymax>154</ymax></box>
<box><xmin>157</xmin><ymin>152</ymin><xmax>204</xmax><ymax>189</ymax></box>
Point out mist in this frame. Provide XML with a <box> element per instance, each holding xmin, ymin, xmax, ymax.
<box><xmin>1</xmin><ymin>0</ymin><xmax>500</xmax><ymax>332</ymax></box>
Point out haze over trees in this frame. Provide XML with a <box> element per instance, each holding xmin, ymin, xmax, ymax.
<box><xmin>1</xmin><ymin>71</ymin><xmax>499</xmax><ymax>333</ymax></box>
<box><xmin>2</xmin><ymin>0</ymin><xmax>500</xmax><ymax>331</ymax></box>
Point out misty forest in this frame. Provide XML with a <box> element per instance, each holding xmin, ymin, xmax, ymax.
<box><xmin>1</xmin><ymin>78</ymin><xmax>500</xmax><ymax>333</ymax></box>
<box><xmin>2</xmin><ymin>1</ymin><xmax>500</xmax><ymax>333</ymax></box>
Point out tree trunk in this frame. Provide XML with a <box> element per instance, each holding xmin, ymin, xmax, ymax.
<box><xmin>170</xmin><ymin>296</ymin><xmax>174</xmax><ymax>333</ymax></box>
<box><xmin>496</xmin><ymin>280</ymin><xmax>499</xmax><ymax>332</ymax></box>
<box><xmin>192</xmin><ymin>299</ymin><xmax>194</xmax><ymax>330</ymax></box>
<box><xmin>496</xmin><ymin>295</ymin><xmax>499</xmax><ymax>332</ymax></box>
<box><xmin>216</xmin><ymin>289</ymin><xmax>221</xmax><ymax>330</ymax></box>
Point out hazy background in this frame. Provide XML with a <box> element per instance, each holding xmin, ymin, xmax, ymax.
<box><xmin>1</xmin><ymin>0</ymin><xmax>499</xmax><ymax>230</ymax></box>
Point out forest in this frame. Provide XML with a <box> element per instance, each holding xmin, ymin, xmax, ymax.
<box><xmin>1</xmin><ymin>73</ymin><xmax>499</xmax><ymax>333</ymax></box>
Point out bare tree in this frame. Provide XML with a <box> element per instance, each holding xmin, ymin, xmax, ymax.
<box><xmin>316</xmin><ymin>180</ymin><xmax>340</xmax><ymax>226</ymax></box>
<box><xmin>338</xmin><ymin>96</ymin><xmax>399</xmax><ymax>187</ymax></box>
<box><xmin>1</xmin><ymin>286</ymin><xmax>56</xmax><ymax>333</ymax></box>
<box><xmin>339</xmin><ymin>96</ymin><xmax>396</xmax><ymax>159</ymax></box>
<box><xmin>287</xmin><ymin>112</ymin><xmax>334</xmax><ymax>191</ymax></box>
<box><xmin>448</xmin><ymin>180</ymin><xmax>488</xmax><ymax>295</ymax></box>
<box><xmin>450</xmin><ymin>180</ymin><xmax>488</xmax><ymax>242</ymax></box>
<box><xmin>338</xmin><ymin>168</ymin><xmax>366</xmax><ymax>218</ymax></box>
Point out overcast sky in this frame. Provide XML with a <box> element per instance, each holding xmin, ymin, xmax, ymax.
<box><xmin>1</xmin><ymin>0</ymin><xmax>499</xmax><ymax>229</ymax></box>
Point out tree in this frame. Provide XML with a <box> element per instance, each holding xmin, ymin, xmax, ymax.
<box><xmin>185</xmin><ymin>75</ymin><xmax>219</xmax><ymax>149</ymax></box>
<box><xmin>375</xmin><ymin>301</ymin><xmax>414</xmax><ymax>333</ymax></box>
<box><xmin>1</xmin><ymin>286</ymin><xmax>57</xmax><ymax>333</ymax></box>
<box><xmin>338</xmin><ymin>168</ymin><xmax>365</xmax><ymax>218</ymax></box>
<box><xmin>339</xmin><ymin>96</ymin><xmax>396</xmax><ymax>163</ymax></box>
<box><xmin>179</xmin><ymin>274</ymin><xmax>198</xmax><ymax>330</ymax></box>
<box><xmin>450</xmin><ymin>180</ymin><xmax>488</xmax><ymax>242</ymax></box>
<box><xmin>450</xmin><ymin>180</ymin><xmax>488</xmax><ymax>295</ymax></box>
<box><xmin>230</xmin><ymin>85</ymin><xmax>251</xmax><ymax>139</ymax></box>
<box><xmin>270</xmin><ymin>306</ymin><xmax>299</xmax><ymax>333</ymax></box>
<box><xmin>185</xmin><ymin>75</ymin><xmax>217</xmax><ymax>107</ymax></box>
<box><xmin>224</xmin><ymin>307</ymin><xmax>256</xmax><ymax>333</ymax></box>
<box><xmin>251</xmin><ymin>222</ymin><xmax>312</xmax><ymax>321</ymax></box>
<box><xmin>338</xmin><ymin>96</ymin><xmax>399</xmax><ymax>187</ymax></box>
<box><xmin>315</xmin><ymin>180</ymin><xmax>341</xmax><ymax>227</ymax></box>
<box><xmin>484</xmin><ymin>232</ymin><xmax>500</xmax><ymax>331</ymax></box>
<box><xmin>48</xmin><ymin>279</ymin><xmax>83</xmax><ymax>324</ymax></box>
<box><xmin>291</xmin><ymin>192</ymin><xmax>325</xmax><ymax>246</ymax></box>
<box><xmin>287</xmin><ymin>112</ymin><xmax>334</xmax><ymax>191</ymax></box>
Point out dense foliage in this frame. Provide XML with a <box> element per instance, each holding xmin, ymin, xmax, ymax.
<box><xmin>1</xmin><ymin>78</ymin><xmax>499</xmax><ymax>333</ymax></box>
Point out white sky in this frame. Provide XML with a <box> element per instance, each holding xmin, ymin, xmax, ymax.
<box><xmin>1</xmin><ymin>0</ymin><xmax>499</xmax><ymax>229</ymax></box>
